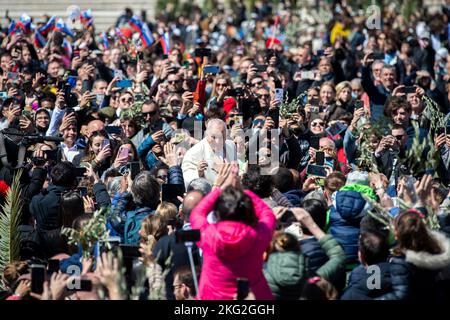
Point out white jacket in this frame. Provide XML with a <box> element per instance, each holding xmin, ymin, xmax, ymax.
<box><xmin>181</xmin><ymin>138</ymin><xmax>237</xmax><ymax>189</ymax></box>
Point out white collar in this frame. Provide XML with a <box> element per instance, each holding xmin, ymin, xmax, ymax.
<box><xmin>61</xmin><ymin>143</ymin><xmax>77</xmax><ymax>151</ymax></box>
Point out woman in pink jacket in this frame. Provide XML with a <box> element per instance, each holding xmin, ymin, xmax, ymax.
<box><xmin>190</xmin><ymin>184</ymin><xmax>276</xmax><ymax>300</ymax></box>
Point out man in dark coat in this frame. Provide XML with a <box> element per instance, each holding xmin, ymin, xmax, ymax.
<box><xmin>29</xmin><ymin>161</ymin><xmax>77</xmax><ymax>231</ymax></box>
<box><xmin>153</xmin><ymin>190</ymin><xmax>202</xmax><ymax>300</ymax></box>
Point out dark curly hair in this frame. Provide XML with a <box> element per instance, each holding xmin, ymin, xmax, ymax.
<box><xmin>242</xmin><ymin>164</ymin><xmax>273</xmax><ymax>198</ymax></box>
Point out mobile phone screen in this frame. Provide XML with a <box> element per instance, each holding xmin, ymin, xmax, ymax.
<box><xmin>47</xmin><ymin>259</ymin><xmax>60</xmax><ymax>274</ymax></box>
<box><xmin>105</xmin><ymin>126</ymin><xmax>122</xmax><ymax>135</ymax></box>
<box><xmin>316</xmin><ymin>151</ymin><xmax>325</xmax><ymax>165</ymax></box>
<box><xmin>161</xmin><ymin>184</ymin><xmax>185</xmax><ymax>205</ymax></box>
<box><xmin>31</xmin><ymin>264</ymin><xmax>45</xmax><ymax>294</ymax></box>
<box><xmin>116</xmin><ymin>79</ymin><xmax>132</xmax><ymax>88</ymax></box>
<box><xmin>306</xmin><ymin>164</ymin><xmax>328</xmax><ymax>178</ymax></box>
<box><xmin>78</xmin><ymin>187</ymin><xmax>88</xmax><ymax>197</ymax></box>
<box><xmin>119</xmin><ymin>244</ymin><xmax>141</xmax><ymax>258</ymax></box>
<box><xmin>310</xmin><ymin>136</ymin><xmax>320</xmax><ymax>150</ymax></box>
<box><xmin>129</xmin><ymin>162</ymin><xmax>140</xmax><ymax>180</ymax></box>
<box><xmin>203</xmin><ymin>65</ymin><xmax>220</xmax><ymax>74</ymax></box>
<box><xmin>119</xmin><ymin>146</ymin><xmax>129</xmax><ymax>158</ymax></box>
<box><xmin>102</xmin><ymin>139</ymin><xmax>110</xmax><ymax>149</ymax></box>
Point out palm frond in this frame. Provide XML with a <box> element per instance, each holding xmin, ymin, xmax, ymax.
<box><xmin>0</xmin><ymin>170</ymin><xmax>23</xmax><ymax>290</ymax></box>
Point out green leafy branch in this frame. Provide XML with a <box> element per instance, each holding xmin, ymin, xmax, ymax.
<box><xmin>61</xmin><ymin>208</ymin><xmax>110</xmax><ymax>259</ymax></box>
<box><xmin>0</xmin><ymin>170</ymin><xmax>23</xmax><ymax>291</ymax></box>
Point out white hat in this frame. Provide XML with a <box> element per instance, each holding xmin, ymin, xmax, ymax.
<box><xmin>346</xmin><ymin>171</ymin><xmax>370</xmax><ymax>186</ymax></box>
<box><xmin>419</xmin><ymin>30</ymin><xmax>430</xmax><ymax>40</ymax></box>
<box><xmin>436</xmin><ymin>48</ymin><xmax>448</xmax><ymax>60</ymax></box>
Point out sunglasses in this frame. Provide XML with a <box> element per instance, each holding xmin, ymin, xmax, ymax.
<box><xmin>216</xmin><ymin>83</ymin><xmax>227</xmax><ymax>87</ymax></box>
<box><xmin>392</xmin><ymin>134</ymin><xmax>405</xmax><ymax>140</ymax></box>
<box><xmin>143</xmin><ymin>110</ymin><xmax>158</xmax><ymax>117</ymax></box>
<box><xmin>157</xmin><ymin>175</ymin><xmax>168</xmax><ymax>180</ymax></box>
<box><xmin>258</xmin><ymin>94</ymin><xmax>270</xmax><ymax>98</ymax></box>
<box><xmin>252</xmin><ymin>81</ymin><xmax>263</xmax><ymax>86</ymax></box>
<box><xmin>120</xmin><ymin>98</ymin><xmax>134</xmax><ymax>103</ymax></box>
<box><xmin>311</xmin><ymin>122</ymin><xmax>325</xmax><ymax>127</ymax></box>
<box><xmin>168</xmin><ymin>80</ymin><xmax>181</xmax><ymax>84</ymax></box>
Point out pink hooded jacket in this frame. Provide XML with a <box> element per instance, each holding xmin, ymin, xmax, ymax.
<box><xmin>190</xmin><ymin>188</ymin><xmax>276</xmax><ymax>300</ymax></box>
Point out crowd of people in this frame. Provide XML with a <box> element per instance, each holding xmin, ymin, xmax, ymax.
<box><xmin>1</xmin><ymin>0</ymin><xmax>450</xmax><ymax>301</ymax></box>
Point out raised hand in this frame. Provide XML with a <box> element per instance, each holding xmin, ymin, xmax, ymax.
<box><xmin>96</xmin><ymin>252</ymin><xmax>123</xmax><ymax>300</ymax></box>
<box><xmin>159</xmin><ymin>142</ymin><xmax>178</xmax><ymax>167</ymax></box>
<box><xmin>83</xmin><ymin>195</ymin><xmax>96</xmax><ymax>214</ymax></box>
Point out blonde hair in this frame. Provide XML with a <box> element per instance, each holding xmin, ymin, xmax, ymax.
<box><xmin>335</xmin><ymin>81</ymin><xmax>352</xmax><ymax>98</ymax></box>
<box><xmin>156</xmin><ymin>202</ymin><xmax>178</xmax><ymax>223</ymax></box>
<box><xmin>140</xmin><ymin>214</ymin><xmax>168</xmax><ymax>242</ymax></box>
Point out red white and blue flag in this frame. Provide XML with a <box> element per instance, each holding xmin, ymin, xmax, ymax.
<box><xmin>101</xmin><ymin>32</ymin><xmax>110</xmax><ymax>50</ymax></box>
<box><xmin>34</xmin><ymin>30</ymin><xmax>47</xmax><ymax>48</ymax></box>
<box><xmin>38</xmin><ymin>16</ymin><xmax>56</xmax><ymax>35</ymax></box>
<box><xmin>62</xmin><ymin>38</ymin><xmax>73</xmax><ymax>57</ymax></box>
<box><xmin>80</xmin><ymin>9</ymin><xmax>94</xmax><ymax>27</ymax></box>
<box><xmin>55</xmin><ymin>18</ymin><xmax>75</xmax><ymax>38</ymax></box>
<box><xmin>17</xmin><ymin>13</ymin><xmax>34</xmax><ymax>34</ymax></box>
<box><xmin>128</xmin><ymin>15</ymin><xmax>143</xmax><ymax>33</ymax></box>
<box><xmin>160</xmin><ymin>31</ymin><xmax>170</xmax><ymax>55</ymax></box>
<box><xmin>128</xmin><ymin>15</ymin><xmax>154</xmax><ymax>48</ymax></box>
<box><xmin>114</xmin><ymin>28</ymin><xmax>128</xmax><ymax>45</ymax></box>
<box><xmin>140</xmin><ymin>22</ymin><xmax>154</xmax><ymax>48</ymax></box>
<box><xmin>8</xmin><ymin>20</ymin><xmax>19</xmax><ymax>36</ymax></box>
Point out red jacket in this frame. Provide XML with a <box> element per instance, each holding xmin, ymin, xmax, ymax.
<box><xmin>190</xmin><ymin>188</ymin><xmax>276</xmax><ymax>300</ymax></box>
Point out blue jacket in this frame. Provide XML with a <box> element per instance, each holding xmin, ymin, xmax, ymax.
<box><xmin>300</xmin><ymin>237</ymin><xmax>347</xmax><ymax>292</ymax></box>
<box><xmin>329</xmin><ymin>190</ymin><xmax>369</xmax><ymax>266</ymax></box>
<box><xmin>299</xmin><ymin>237</ymin><xmax>329</xmax><ymax>275</ymax></box>
<box><xmin>168</xmin><ymin>166</ymin><xmax>185</xmax><ymax>185</ymax></box>
<box><xmin>137</xmin><ymin>134</ymin><xmax>163</xmax><ymax>170</ymax></box>
<box><xmin>341</xmin><ymin>263</ymin><xmax>392</xmax><ymax>300</ymax></box>
<box><xmin>283</xmin><ymin>190</ymin><xmax>306</xmax><ymax>207</ymax></box>
<box><xmin>108</xmin><ymin>192</ymin><xmax>155</xmax><ymax>244</ymax></box>
<box><xmin>123</xmin><ymin>206</ymin><xmax>155</xmax><ymax>245</ymax></box>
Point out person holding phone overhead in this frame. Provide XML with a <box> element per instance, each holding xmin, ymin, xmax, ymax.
<box><xmin>109</xmin><ymin>171</ymin><xmax>161</xmax><ymax>244</ymax></box>
<box><xmin>361</xmin><ymin>51</ymin><xmax>397</xmax><ymax>121</ymax></box>
<box><xmin>132</xmin><ymin>100</ymin><xmax>174</xmax><ymax>148</ymax></box>
<box><xmin>80</xmin><ymin>131</ymin><xmax>112</xmax><ymax>176</ymax></box>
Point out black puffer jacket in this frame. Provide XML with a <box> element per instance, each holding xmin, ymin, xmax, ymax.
<box><xmin>299</xmin><ymin>237</ymin><xmax>329</xmax><ymax>275</ymax></box>
<box><xmin>377</xmin><ymin>231</ymin><xmax>450</xmax><ymax>300</ymax></box>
